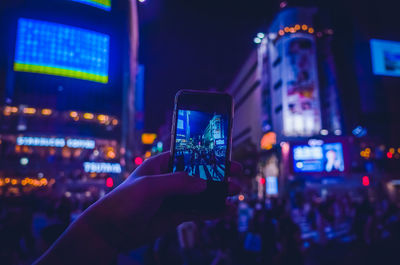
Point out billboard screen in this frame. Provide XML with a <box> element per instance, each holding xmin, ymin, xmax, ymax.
<box><xmin>266</xmin><ymin>176</ymin><xmax>278</xmax><ymax>196</ymax></box>
<box><xmin>370</xmin><ymin>39</ymin><xmax>400</xmax><ymax>77</ymax></box>
<box><xmin>281</xmin><ymin>34</ymin><xmax>322</xmax><ymax>136</ymax></box>
<box><xmin>71</xmin><ymin>0</ymin><xmax>111</xmax><ymax>11</ymax></box>
<box><xmin>293</xmin><ymin>142</ymin><xmax>345</xmax><ymax>173</ymax></box>
<box><xmin>14</xmin><ymin>18</ymin><xmax>110</xmax><ymax>83</ymax></box>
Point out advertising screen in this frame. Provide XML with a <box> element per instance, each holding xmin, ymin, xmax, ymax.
<box><xmin>71</xmin><ymin>0</ymin><xmax>111</xmax><ymax>11</ymax></box>
<box><xmin>293</xmin><ymin>142</ymin><xmax>345</xmax><ymax>173</ymax></box>
<box><xmin>371</xmin><ymin>39</ymin><xmax>400</xmax><ymax>77</ymax></box>
<box><xmin>14</xmin><ymin>18</ymin><xmax>110</xmax><ymax>83</ymax></box>
<box><xmin>281</xmin><ymin>34</ymin><xmax>322</xmax><ymax>136</ymax></box>
<box><xmin>173</xmin><ymin>110</ymin><xmax>228</xmax><ymax>181</ymax></box>
<box><xmin>266</xmin><ymin>176</ymin><xmax>278</xmax><ymax>195</ymax></box>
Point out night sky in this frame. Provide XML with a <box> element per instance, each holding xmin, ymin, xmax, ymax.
<box><xmin>138</xmin><ymin>0</ymin><xmax>280</xmax><ymax>132</ymax></box>
<box><xmin>186</xmin><ymin>110</ymin><xmax>212</xmax><ymax>137</ymax></box>
<box><xmin>137</xmin><ymin>0</ymin><xmax>400</xmax><ymax>134</ymax></box>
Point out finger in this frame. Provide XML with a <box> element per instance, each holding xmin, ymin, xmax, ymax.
<box><xmin>153</xmin><ymin>173</ymin><xmax>240</xmax><ymax>197</ymax></box>
<box><xmin>133</xmin><ymin>152</ymin><xmax>171</xmax><ymax>176</ymax></box>
<box><xmin>148</xmin><ymin>172</ymin><xmax>207</xmax><ymax>197</ymax></box>
<box><xmin>227</xmin><ymin>180</ymin><xmax>241</xmax><ymax>196</ymax></box>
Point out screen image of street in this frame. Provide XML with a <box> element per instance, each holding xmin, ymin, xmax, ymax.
<box><xmin>173</xmin><ymin>109</ymin><xmax>228</xmax><ymax>181</ymax></box>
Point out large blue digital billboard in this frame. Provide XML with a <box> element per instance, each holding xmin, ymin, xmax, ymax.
<box><xmin>371</xmin><ymin>39</ymin><xmax>400</xmax><ymax>77</ymax></box>
<box><xmin>293</xmin><ymin>142</ymin><xmax>345</xmax><ymax>173</ymax></box>
<box><xmin>71</xmin><ymin>0</ymin><xmax>111</xmax><ymax>11</ymax></box>
<box><xmin>14</xmin><ymin>18</ymin><xmax>110</xmax><ymax>83</ymax></box>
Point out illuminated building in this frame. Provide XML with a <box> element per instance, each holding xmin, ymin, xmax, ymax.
<box><xmin>262</xmin><ymin>7</ymin><xmax>342</xmax><ymax>140</ymax></box>
<box><xmin>225</xmin><ymin>51</ymin><xmax>262</xmax><ymax>153</ymax></box>
<box><xmin>203</xmin><ymin>115</ymin><xmax>225</xmax><ymax>150</ymax></box>
<box><xmin>176</xmin><ymin>110</ymin><xmax>190</xmax><ymax>142</ymax></box>
<box><xmin>0</xmin><ymin>0</ymin><xmax>140</xmax><ymax>196</ymax></box>
<box><xmin>226</xmin><ymin>3</ymin><xmax>400</xmax><ymax>198</ymax></box>
<box><xmin>225</xmin><ymin>6</ymin><xmax>344</xmax><ymax>195</ymax></box>
<box><xmin>227</xmin><ymin>6</ymin><xmax>343</xmax><ymax>147</ymax></box>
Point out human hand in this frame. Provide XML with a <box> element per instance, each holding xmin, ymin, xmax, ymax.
<box><xmin>35</xmin><ymin>152</ymin><xmax>241</xmax><ymax>265</ymax></box>
<box><xmin>83</xmin><ymin>151</ymin><xmax>242</xmax><ymax>251</ymax></box>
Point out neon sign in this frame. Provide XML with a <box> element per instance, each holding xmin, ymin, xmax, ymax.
<box><xmin>17</xmin><ymin>136</ymin><xmax>96</xmax><ymax>149</ymax></box>
<box><xmin>83</xmin><ymin>162</ymin><xmax>121</xmax><ymax>173</ymax></box>
<box><xmin>66</xmin><ymin>139</ymin><xmax>95</xmax><ymax>149</ymax></box>
<box><xmin>17</xmin><ymin>137</ymin><xmax>65</xmax><ymax>147</ymax></box>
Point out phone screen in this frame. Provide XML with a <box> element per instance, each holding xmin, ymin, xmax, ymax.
<box><xmin>172</xmin><ymin>109</ymin><xmax>229</xmax><ymax>181</ymax></box>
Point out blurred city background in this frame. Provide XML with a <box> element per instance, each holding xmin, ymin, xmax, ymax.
<box><xmin>0</xmin><ymin>0</ymin><xmax>400</xmax><ymax>264</ymax></box>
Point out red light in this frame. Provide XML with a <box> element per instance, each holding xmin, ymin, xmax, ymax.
<box><xmin>106</xmin><ymin>177</ymin><xmax>114</xmax><ymax>188</ymax></box>
<box><xmin>362</xmin><ymin>176</ymin><xmax>370</xmax><ymax>187</ymax></box>
<box><xmin>387</xmin><ymin>152</ymin><xmax>393</xmax><ymax>159</ymax></box>
<box><xmin>134</xmin><ymin>157</ymin><xmax>143</xmax><ymax>165</ymax></box>
<box><xmin>260</xmin><ymin>178</ymin><xmax>266</xmax><ymax>185</ymax></box>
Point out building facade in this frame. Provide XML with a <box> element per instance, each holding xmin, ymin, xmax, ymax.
<box><xmin>225</xmin><ymin>50</ymin><xmax>262</xmax><ymax>180</ymax></box>
<box><xmin>0</xmin><ymin>0</ymin><xmax>139</xmax><ymax>197</ymax></box>
<box><xmin>225</xmin><ymin>6</ymin><xmax>345</xmax><ymax>196</ymax></box>
<box><xmin>260</xmin><ymin>7</ymin><xmax>342</xmax><ymax>141</ymax></box>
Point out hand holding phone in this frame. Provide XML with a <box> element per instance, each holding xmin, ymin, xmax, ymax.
<box><xmin>169</xmin><ymin>90</ymin><xmax>234</xmax><ymax>212</ymax></box>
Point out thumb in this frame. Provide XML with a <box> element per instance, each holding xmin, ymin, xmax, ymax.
<box><xmin>149</xmin><ymin>172</ymin><xmax>207</xmax><ymax>197</ymax></box>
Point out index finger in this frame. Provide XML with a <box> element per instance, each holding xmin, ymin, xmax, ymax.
<box><xmin>132</xmin><ymin>152</ymin><xmax>171</xmax><ymax>177</ymax></box>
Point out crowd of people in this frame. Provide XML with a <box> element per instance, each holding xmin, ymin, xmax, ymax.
<box><xmin>174</xmin><ymin>146</ymin><xmax>225</xmax><ymax>181</ymax></box>
<box><xmin>175</xmin><ymin>147</ymin><xmax>218</xmax><ymax>169</ymax></box>
<box><xmin>0</xmin><ymin>190</ymin><xmax>96</xmax><ymax>265</ymax></box>
<box><xmin>1</xmin><ymin>187</ymin><xmax>400</xmax><ymax>265</ymax></box>
<box><xmin>146</xmin><ymin>190</ymin><xmax>400</xmax><ymax>265</ymax></box>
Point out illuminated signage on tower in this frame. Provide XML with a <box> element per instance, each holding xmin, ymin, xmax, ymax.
<box><xmin>71</xmin><ymin>0</ymin><xmax>111</xmax><ymax>11</ymax></box>
<box><xmin>265</xmin><ymin>7</ymin><xmax>325</xmax><ymax>138</ymax></box>
<box><xmin>14</xmin><ymin>18</ymin><xmax>110</xmax><ymax>83</ymax></box>
<box><xmin>280</xmin><ymin>34</ymin><xmax>322</xmax><ymax>136</ymax></box>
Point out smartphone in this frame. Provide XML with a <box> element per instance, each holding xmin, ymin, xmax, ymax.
<box><xmin>169</xmin><ymin>90</ymin><xmax>233</xmax><ymax>212</ymax></box>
